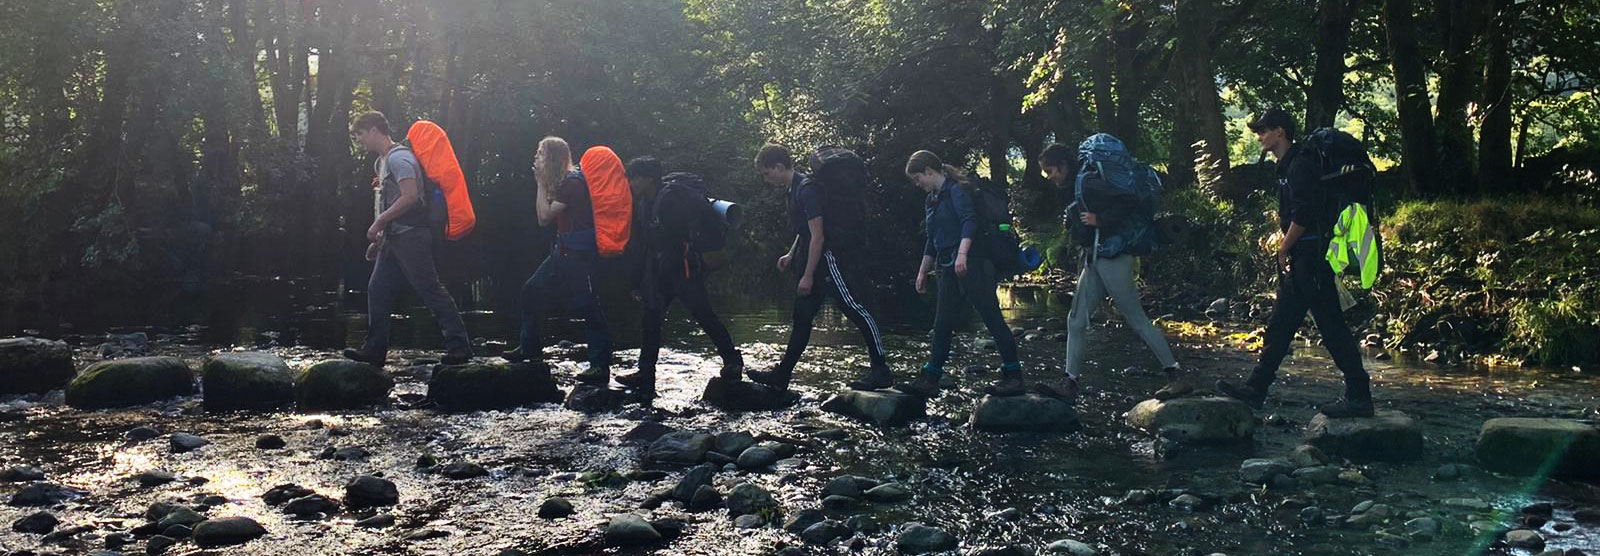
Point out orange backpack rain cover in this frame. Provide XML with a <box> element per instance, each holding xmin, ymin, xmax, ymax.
<box><xmin>579</xmin><ymin>146</ymin><xmax>632</xmax><ymax>257</ymax></box>
<box><xmin>406</xmin><ymin>120</ymin><xmax>476</xmax><ymax>240</ymax></box>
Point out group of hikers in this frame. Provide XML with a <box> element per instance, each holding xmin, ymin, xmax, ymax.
<box><xmin>339</xmin><ymin>105</ymin><xmax>1379</xmax><ymax>420</ymax></box>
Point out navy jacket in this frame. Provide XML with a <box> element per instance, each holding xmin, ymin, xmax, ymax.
<box><xmin>924</xmin><ymin>177</ymin><xmax>979</xmax><ymax>260</ymax></box>
<box><xmin>1277</xmin><ymin>144</ymin><xmax>1331</xmax><ymax>237</ymax></box>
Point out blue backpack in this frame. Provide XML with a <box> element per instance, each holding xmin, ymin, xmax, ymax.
<box><xmin>1074</xmin><ymin>133</ymin><xmax>1163</xmax><ymax>259</ymax></box>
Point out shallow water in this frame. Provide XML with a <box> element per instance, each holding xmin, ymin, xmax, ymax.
<box><xmin>2</xmin><ymin>274</ymin><xmax>1598</xmax><ymax>555</ymax></box>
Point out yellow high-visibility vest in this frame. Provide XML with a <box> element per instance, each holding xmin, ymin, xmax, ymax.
<box><xmin>1326</xmin><ymin>202</ymin><xmax>1379</xmax><ymax>289</ymax></box>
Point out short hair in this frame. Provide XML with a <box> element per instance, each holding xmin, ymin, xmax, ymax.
<box><xmin>626</xmin><ymin>156</ymin><xmax>664</xmax><ymax>181</ymax></box>
<box><xmin>1248</xmin><ymin>108</ymin><xmax>1297</xmax><ymax>138</ymax></box>
<box><xmin>755</xmin><ymin>144</ymin><xmax>793</xmax><ymax>169</ymax></box>
<box><xmin>351</xmin><ymin>111</ymin><xmax>390</xmax><ymax>136</ymax></box>
<box><xmin>1040</xmin><ymin>143</ymin><xmax>1072</xmax><ymax>169</ymax></box>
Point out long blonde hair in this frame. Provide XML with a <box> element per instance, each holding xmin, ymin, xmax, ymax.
<box><xmin>536</xmin><ymin>136</ymin><xmax>572</xmax><ymax>192</ymax></box>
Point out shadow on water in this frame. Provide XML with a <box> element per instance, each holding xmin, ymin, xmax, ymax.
<box><xmin>2</xmin><ymin>269</ymin><xmax>1599</xmax><ymax>555</ymax></box>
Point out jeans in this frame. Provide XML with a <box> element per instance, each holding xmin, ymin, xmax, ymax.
<box><xmin>638</xmin><ymin>256</ymin><xmax>740</xmax><ymax>373</ymax></box>
<box><xmin>776</xmin><ymin>250</ymin><xmax>888</xmax><ymax>374</ymax></box>
<box><xmin>518</xmin><ymin>250</ymin><xmax>612</xmax><ymax>368</ymax></box>
<box><xmin>927</xmin><ymin>256</ymin><xmax>1018</xmax><ymax>374</ymax></box>
<box><xmin>1246</xmin><ymin>241</ymin><xmax>1370</xmax><ymax>399</ymax></box>
<box><xmin>1065</xmin><ymin>254</ymin><xmax>1177</xmax><ymax>377</ymax></box>
<box><xmin>362</xmin><ymin>230</ymin><xmax>470</xmax><ymax>356</ymax></box>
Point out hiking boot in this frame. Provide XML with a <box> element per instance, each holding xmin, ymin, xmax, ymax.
<box><xmin>848</xmin><ymin>365</ymin><xmax>895</xmax><ymax>391</ymax></box>
<box><xmin>342</xmin><ymin>348</ymin><xmax>385</xmax><ymax>367</ymax></box>
<box><xmin>615</xmin><ymin>369</ymin><xmax>655</xmax><ymax>391</ymax></box>
<box><xmin>575</xmin><ymin>364</ymin><xmax>611</xmax><ymax>386</ymax></box>
<box><xmin>1031</xmin><ymin>375</ymin><xmax>1081</xmax><ymax>403</ymax></box>
<box><xmin>1215</xmin><ymin>379</ymin><xmax>1266</xmax><ymax>409</ymax></box>
<box><xmin>500</xmin><ymin>346</ymin><xmax>534</xmax><ymax>363</ymax></box>
<box><xmin>746</xmin><ymin>368</ymin><xmax>792</xmax><ymax>391</ymax></box>
<box><xmin>719</xmin><ymin>356</ymin><xmax>745</xmax><ymax>381</ymax></box>
<box><xmin>441</xmin><ymin>347</ymin><xmax>474</xmax><ymax>365</ymax></box>
<box><xmin>894</xmin><ymin>373</ymin><xmax>942</xmax><ymax>398</ymax></box>
<box><xmin>1152</xmin><ymin>364</ymin><xmax>1196</xmax><ymax>401</ymax></box>
<box><xmin>1318</xmin><ymin>397</ymin><xmax>1375</xmax><ymax>419</ymax></box>
<box><xmin>984</xmin><ymin>371</ymin><xmax>1026</xmax><ymax>397</ymax></box>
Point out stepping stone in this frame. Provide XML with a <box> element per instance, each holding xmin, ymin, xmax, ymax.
<box><xmin>701</xmin><ymin>377</ymin><xmax>799</xmax><ymax>411</ymax></box>
<box><xmin>1304</xmin><ymin>410</ymin><xmax>1423</xmax><ymax>462</ymax></box>
<box><xmin>428</xmin><ymin>361</ymin><xmax>563</xmax><ymax>411</ymax></box>
<box><xmin>0</xmin><ymin>337</ymin><xmax>75</xmax><ymax>396</ymax></box>
<box><xmin>821</xmin><ymin>390</ymin><xmax>926</xmax><ymax>427</ymax></box>
<box><xmin>295</xmin><ymin>360</ymin><xmax>392</xmax><ymax>411</ymax></box>
<box><xmin>969</xmin><ymin>394</ymin><xmax>1081</xmax><ymax>433</ymax></box>
<box><xmin>564</xmin><ymin>384</ymin><xmax>624</xmax><ymax>413</ymax></box>
<box><xmin>1126</xmin><ymin>397</ymin><xmax>1257</xmax><ymax>442</ymax></box>
<box><xmin>201</xmin><ymin>352</ymin><xmax>294</xmax><ymax>411</ymax></box>
<box><xmin>66</xmin><ymin>356</ymin><xmax>195</xmax><ymax>409</ymax></box>
<box><xmin>1476</xmin><ymin>418</ymin><xmax>1600</xmax><ymax>481</ymax></box>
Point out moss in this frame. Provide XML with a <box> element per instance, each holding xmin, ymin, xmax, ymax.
<box><xmin>65</xmin><ymin>356</ymin><xmax>195</xmax><ymax>409</ymax></box>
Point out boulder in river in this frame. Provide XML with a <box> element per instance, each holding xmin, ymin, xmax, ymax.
<box><xmin>1239</xmin><ymin>458</ymin><xmax>1295</xmax><ymax>484</ymax></box>
<box><xmin>344</xmin><ymin>476</ymin><xmax>399</xmax><ymax>509</ymax></box>
<box><xmin>1476</xmin><ymin>418</ymin><xmax>1600</xmax><ymax>481</ymax></box>
<box><xmin>201</xmin><ymin>352</ymin><xmax>294</xmax><ymax>411</ymax></box>
<box><xmin>192</xmin><ymin>517</ymin><xmax>267</xmax><ymax>547</ymax></box>
<box><xmin>821</xmin><ymin>390</ymin><xmax>926</xmax><ymax>427</ymax></box>
<box><xmin>539</xmin><ymin>497</ymin><xmax>575</xmax><ymax>519</ymax></box>
<box><xmin>0</xmin><ymin>337</ymin><xmax>75</xmax><ymax>396</ymax></box>
<box><xmin>969</xmin><ymin>394</ymin><xmax>1081</xmax><ymax>433</ymax></box>
<box><xmin>897</xmin><ymin>522</ymin><xmax>958</xmax><ymax>554</ymax></box>
<box><xmin>672</xmin><ymin>464</ymin><xmax>716</xmax><ymax>503</ymax></box>
<box><xmin>1304</xmin><ymin>410</ymin><xmax>1423</xmax><ymax>462</ymax></box>
<box><xmin>7</xmin><ymin>483</ymin><xmax>86</xmax><ymax>507</ymax></box>
<box><xmin>564</xmin><ymin>384</ymin><xmax>624</xmax><ymax>413</ymax></box>
<box><xmin>648</xmin><ymin>431</ymin><xmax>714</xmax><ymax>465</ymax></box>
<box><xmin>1125</xmin><ymin>397</ymin><xmax>1257</xmax><ymax>442</ymax></box>
<box><xmin>428</xmin><ymin>361</ymin><xmax>563</xmax><ymax>411</ymax></box>
<box><xmin>736</xmin><ymin>446</ymin><xmax>779</xmax><ymax>470</ymax></box>
<box><xmin>295</xmin><ymin>360</ymin><xmax>393</xmax><ymax>411</ymax></box>
<box><xmin>11</xmin><ymin>511</ymin><xmax>58</xmax><ymax>534</ymax></box>
<box><xmin>725</xmin><ymin>482</ymin><xmax>777</xmax><ymax>516</ymax></box>
<box><xmin>65</xmin><ymin>356</ymin><xmax>195</xmax><ymax>409</ymax></box>
<box><xmin>604</xmin><ymin>514</ymin><xmax>661</xmax><ymax>546</ymax></box>
<box><xmin>801</xmin><ymin>519</ymin><xmax>850</xmax><ymax>545</ymax></box>
<box><xmin>701</xmin><ymin>377</ymin><xmax>799</xmax><ymax>411</ymax></box>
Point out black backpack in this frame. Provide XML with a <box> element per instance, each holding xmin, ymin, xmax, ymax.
<box><xmin>965</xmin><ymin>176</ymin><xmax>1031</xmax><ymax>279</ymax></box>
<box><xmin>651</xmin><ymin>172</ymin><xmax>727</xmax><ymax>253</ymax></box>
<box><xmin>806</xmin><ymin>146</ymin><xmax>869</xmax><ymax>253</ymax></box>
<box><xmin>1301</xmin><ymin>127</ymin><xmax>1382</xmax><ymax>279</ymax></box>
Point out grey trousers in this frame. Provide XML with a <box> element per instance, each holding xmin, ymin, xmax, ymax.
<box><xmin>1065</xmin><ymin>254</ymin><xmax>1177</xmax><ymax>377</ymax></box>
<box><xmin>362</xmin><ymin>230</ymin><xmax>470</xmax><ymax>355</ymax></box>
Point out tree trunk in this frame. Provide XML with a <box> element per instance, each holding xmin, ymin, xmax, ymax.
<box><xmin>1476</xmin><ymin>0</ymin><xmax>1514</xmax><ymax>193</ymax></box>
<box><xmin>987</xmin><ymin>71</ymin><xmax>1016</xmax><ymax>188</ymax></box>
<box><xmin>1089</xmin><ymin>37</ymin><xmax>1117</xmax><ymax>134</ymax></box>
<box><xmin>1173</xmin><ymin>0</ymin><xmax>1232</xmax><ymax>196</ymax></box>
<box><xmin>1433</xmin><ymin>0</ymin><xmax>1491</xmax><ymax>193</ymax></box>
<box><xmin>1308</xmin><ymin>0</ymin><xmax>1360</xmax><ymax>129</ymax></box>
<box><xmin>1382</xmin><ymin>0</ymin><xmax>1440</xmax><ymax>196</ymax></box>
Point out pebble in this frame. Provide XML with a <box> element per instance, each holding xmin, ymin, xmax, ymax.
<box><xmin>126</xmin><ymin>426</ymin><xmax>162</xmax><ymax>441</ymax></box>
<box><xmin>169</xmin><ymin>433</ymin><xmax>210</xmax><ymax>453</ymax></box>
<box><xmin>254</xmin><ymin>435</ymin><xmax>286</xmax><ymax>449</ymax></box>
<box><xmin>733</xmin><ymin>514</ymin><xmax>766</xmax><ymax>529</ymax></box>
<box><xmin>10</xmin><ymin>511</ymin><xmax>58</xmax><ymax>534</ymax></box>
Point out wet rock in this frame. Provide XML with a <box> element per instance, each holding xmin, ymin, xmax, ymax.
<box><xmin>162</xmin><ymin>524</ymin><xmax>193</xmax><ymax>538</ymax></box>
<box><xmin>321</xmin><ymin>446</ymin><xmax>370</xmax><ymax>461</ymax></box>
<box><xmin>294</xmin><ymin>360</ymin><xmax>392</xmax><ymax>410</ymax></box>
<box><xmin>1269</xmin><ymin>474</ymin><xmax>1298</xmax><ymax>490</ymax></box>
<box><xmin>702</xmin><ymin>377</ymin><xmax>800</xmax><ymax>411</ymax></box>
<box><xmin>1299</xmin><ymin>507</ymin><xmax>1324</xmax><ymax>525</ymax></box>
<box><xmin>734</xmin><ymin>513</ymin><xmax>766</xmax><ymax>529</ymax></box>
<box><xmin>725</xmin><ymin>482</ymin><xmax>778</xmax><ymax>516</ymax></box>
<box><xmin>1169</xmin><ymin>494</ymin><xmax>1209</xmax><ymax>512</ymax></box>
<box><xmin>344</xmin><ymin>476</ymin><xmax>399</xmax><ymax>509</ymax></box>
<box><xmin>822</xmin><ymin>389</ymin><xmax>927</xmax><ymax>427</ymax></box>
<box><xmin>604</xmin><ymin>514</ymin><xmax>661</xmax><ymax>546</ymax></box>
<box><xmin>39</xmin><ymin>523</ymin><xmax>91</xmax><ymax>543</ymax></box>
<box><xmin>1304</xmin><ymin>410</ymin><xmax>1423</xmax><ymax>462</ymax></box>
<box><xmin>1338</xmin><ymin>469</ymin><xmax>1370</xmax><ymax>485</ymax></box>
<box><xmin>254</xmin><ymin>435</ymin><xmax>286</xmax><ymax>450</ymax></box>
<box><xmin>97</xmin><ymin>331</ymin><xmax>150</xmax><ymax>358</ymax></box>
<box><xmin>1292</xmin><ymin>465</ymin><xmax>1342</xmax><ymax>484</ymax></box>
<box><xmin>1239</xmin><ymin>458</ymin><xmax>1294</xmax><ymax>484</ymax></box>
<box><xmin>11</xmin><ymin>511</ymin><xmax>58</xmax><ymax>534</ymax></box>
<box><xmin>404</xmin><ymin>528</ymin><xmax>450</xmax><ymax>541</ymax></box>
<box><xmin>169</xmin><ymin>433</ymin><xmax>209</xmax><ymax>453</ymax></box>
<box><xmin>1345</xmin><ymin>503</ymin><xmax>1393</xmax><ymax>527</ymax></box>
<box><xmin>970</xmin><ymin>546</ymin><xmax>1033</xmax><ymax>556</ymax></box>
<box><xmin>802</xmin><ymin>519</ymin><xmax>850</xmax><ymax>545</ymax></box>
<box><xmin>969</xmin><ymin>394</ymin><xmax>1082</xmax><ymax>433</ymax></box>
<box><xmin>125</xmin><ymin>426</ymin><xmax>163</xmax><ymax>441</ymax></box>
<box><xmin>1125</xmin><ymin>397</ymin><xmax>1257</xmax><ymax>442</ymax></box>
<box><xmin>713</xmin><ymin>431</ymin><xmax>757</xmax><ymax>456</ymax></box>
<box><xmin>355</xmin><ymin>514</ymin><xmax>395</xmax><ymax>528</ymax></box>
<box><xmin>157</xmin><ymin>507</ymin><xmax>206</xmax><ymax>529</ymax></box>
<box><xmin>428</xmin><ymin>361</ymin><xmax>562</xmax><ymax>411</ymax></box>
<box><xmin>145</xmin><ymin>501</ymin><xmax>189</xmax><ymax>521</ymax></box>
<box><xmin>1522</xmin><ymin>502</ymin><xmax>1554</xmax><ymax>518</ymax></box>
<box><xmin>705</xmin><ymin>451</ymin><xmax>736</xmax><ymax>466</ymax></box>
<box><xmin>623</xmin><ymin>422</ymin><xmax>675</xmax><ymax>444</ymax></box>
<box><xmin>737</xmin><ymin>446</ymin><xmax>778</xmax><ymax>470</ymax></box>
<box><xmin>439</xmin><ymin>462</ymin><xmax>488</xmax><ymax>479</ymax></box>
<box><xmin>1290</xmin><ymin>445</ymin><xmax>1329</xmax><ymax>468</ymax></box>
<box><xmin>0</xmin><ymin>466</ymin><xmax>45</xmax><ymax>482</ymax></box>
<box><xmin>648</xmin><ymin>431</ymin><xmax>714</xmax><ymax>465</ymax></box>
<box><xmin>66</xmin><ymin>357</ymin><xmax>195</xmax><ymax>409</ymax></box>
<box><xmin>1433</xmin><ymin>463</ymin><xmax>1467</xmax><ymax>481</ymax></box>
<box><xmin>671</xmin><ymin>464</ymin><xmax>716</xmax><ymax>503</ymax></box>
<box><xmin>1574</xmin><ymin>507</ymin><xmax>1600</xmax><ymax>523</ymax></box>
<box><xmin>192</xmin><ymin>517</ymin><xmax>266</xmax><ymax>548</ymax></box>
<box><xmin>538</xmin><ymin>497</ymin><xmax>574</xmax><ymax>519</ymax></box>
<box><xmin>822</xmin><ymin>494</ymin><xmax>859</xmax><ymax>512</ymax></box>
<box><xmin>1505</xmin><ymin>529</ymin><xmax>1545</xmax><ymax>549</ymax></box>
<box><xmin>282</xmin><ymin>494</ymin><xmax>341</xmax><ymax>517</ymax></box>
<box><xmin>7</xmin><ymin>483</ymin><xmax>86</xmax><ymax>507</ymax></box>
<box><xmin>262</xmin><ymin>484</ymin><xmax>314</xmax><ymax>506</ymax></box>
<box><xmin>897</xmin><ymin>522</ymin><xmax>958</xmax><ymax>554</ymax></box>
<box><xmin>1443</xmin><ymin>498</ymin><xmax>1493</xmax><ymax>511</ymax></box>
<box><xmin>1476</xmin><ymin>418</ymin><xmax>1600</xmax><ymax>481</ymax></box>
<box><xmin>564</xmin><ymin>384</ymin><xmax>624</xmax><ymax>412</ymax></box>
<box><xmin>147</xmin><ymin>534</ymin><xmax>178</xmax><ymax>554</ymax></box>
<box><xmin>815</xmin><ymin>428</ymin><xmax>848</xmax><ymax>440</ymax></box>
<box><xmin>987</xmin><ymin>508</ymin><xmax>1022</xmax><ymax>522</ymax></box>
<box><xmin>784</xmin><ymin>509</ymin><xmax>826</xmax><ymax>534</ymax></box>
<box><xmin>0</xmin><ymin>337</ymin><xmax>75</xmax><ymax>396</ymax></box>
<box><xmin>650</xmin><ymin>518</ymin><xmax>686</xmax><ymax>540</ymax></box>
<box><xmin>688</xmin><ymin>485</ymin><xmax>722</xmax><ymax>511</ymax></box>
<box><xmin>864</xmin><ymin>482</ymin><xmax>912</xmax><ymax>503</ymax></box>
<box><xmin>1047</xmin><ymin>539</ymin><xmax>1098</xmax><ymax>555</ymax></box>
<box><xmin>201</xmin><ymin>352</ymin><xmax>295</xmax><ymax>411</ymax></box>
<box><xmin>824</xmin><ymin>475</ymin><xmax>873</xmax><ymax>499</ymax></box>
<box><xmin>135</xmin><ymin>470</ymin><xmax>177</xmax><ymax>487</ymax></box>
<box><xmin>1116</xmin><ymin>489</ymin><xmax>1159</xmax><ymax>506</ymax></box>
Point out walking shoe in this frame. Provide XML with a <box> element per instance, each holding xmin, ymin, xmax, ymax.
<box><xmin>1152</xmin><ymin>364</ymin><xmax>1196</xmax><ymax>400</ymax></box>
<box><xmin>615</xmin><ymin>369</ymin><xmax>655</xmax><ymax>391</ymax></box>
<box><xmin>575</xmin><ymin>364</ymin><xmax>611</xmax><ymax>386</ymax></box>
<box><xmin>719</xmin><ymin>356</ymin><xmax>746</xmax><ymax>381</ymax></box>
<box><xmin>441</xmin><ymin>347</ymin><xmax>474</xmax><ymax>365</ymax></box>
<box><xmin>1215</xmin><ymin>380</ymin><xmax>1266</xmax><ymax>409</ymax></box>
<box><xmin>746</xmin><ymin>368</ymin><xmax>792</xmax><ymax>391</ymax></box>
<box><xmin>848</xmin><ymin>365</ymin><xmax>895</xmax><ymax>391</ymax></box>
<box><xmin>984</xmin><ymin>372</ymin><xmax>1026</xmax><ymax>397</ymax></box>
<box><xmin>1031</xmin><ymin>375</ymin><xmax>1081</xmax><ymax>403</ymax></box>
<box><xmin>500</xmin><ymin>346</ymin><xmax>533</xmax><ymax>363</ymax></box>
<box><xmin>894</xmin><ymin>373</ymin><xmax>942</xmax><ymax>398</ymax></box>
<box><xmin>342</xmin><ymin>348</ymin><xmax>385</xmax><ymax>367</ymax></box>
<box><xmin>1318</xmin><ymin>398</ymin><xmax>1375</xmax><ymax>418</ymax></box>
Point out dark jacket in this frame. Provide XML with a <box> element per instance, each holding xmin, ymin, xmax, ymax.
<box><xmin>1276</xmin><ymin>143</ymin><xmax>1332</xmax><ymax>238</ymax></box>
<box><xmin>923</xmin><ymin>177</ymin><xmax>979</xmax><ymax>260</ymax></box>
<box><xmin>1070</xmin><ymin>174</ymin><xmax>1151</xmax><ymax>257</ymax></box>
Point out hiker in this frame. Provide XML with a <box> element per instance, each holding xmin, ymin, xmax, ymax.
<box><xmin>344</xmin><ymin>111</ymin><xmax>473</xmax><ymax>366</ymax></box>
<box><xmin>614</xmin><ymin>156</ymin><xmax>745</xmax><ymax>400</ymax></box>
<box><xmin>1031</xmin><ymin>137</ymin><xmax>1190</xmax><ymax>403</ymax></box>
<box><xmin>746</xmin><ymin>144</ymin><xmax>894</xmax><ymax>391</ymax></box>
<box><xmin>502</xmin><ymin>137</ymin><xmax>615</xmax><ymax>384</ymax></box>
<box><xmin>1216</xmin><ymin>109</ymin><xmax>1373</xmax><ymax>418</ymax></box>
<box><xmin>895</xmin><ymin>151</ymin><xmax>1025</xmax><ymax>398</ymax></box>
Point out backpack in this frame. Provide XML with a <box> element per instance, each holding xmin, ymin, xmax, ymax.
<box><xmin>578</xmin><ymin>146</ymin><xmax>633</xmax><ymax>257</ymax></box>
<box><xmin>403</xmin><ymin>121</ymin><xmax>476</xmax><ymax>240</ymax></box>
<box><xmin>1301</xmin><ymin>128</ymin><xmax>1382</xmax><ymax>288</ymax></box>
<box><xmin>964</xmin><ymin>176</ymin><xmax>1039</xmax><ymax>279</ymax></box>
<box><xmin>1074</xmin><ymin>133</ymin><xmax>1162</xmax><ymax>259</ymax></box>
<box><xmin>805</xmin><ymin>146</ymin><xmax>869</xmax><ymax>254</ymax></box>
<box><xmin>652</xmin><ymin>172</ymin><xmax>728</xmax><ymax>254</ymax></box>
